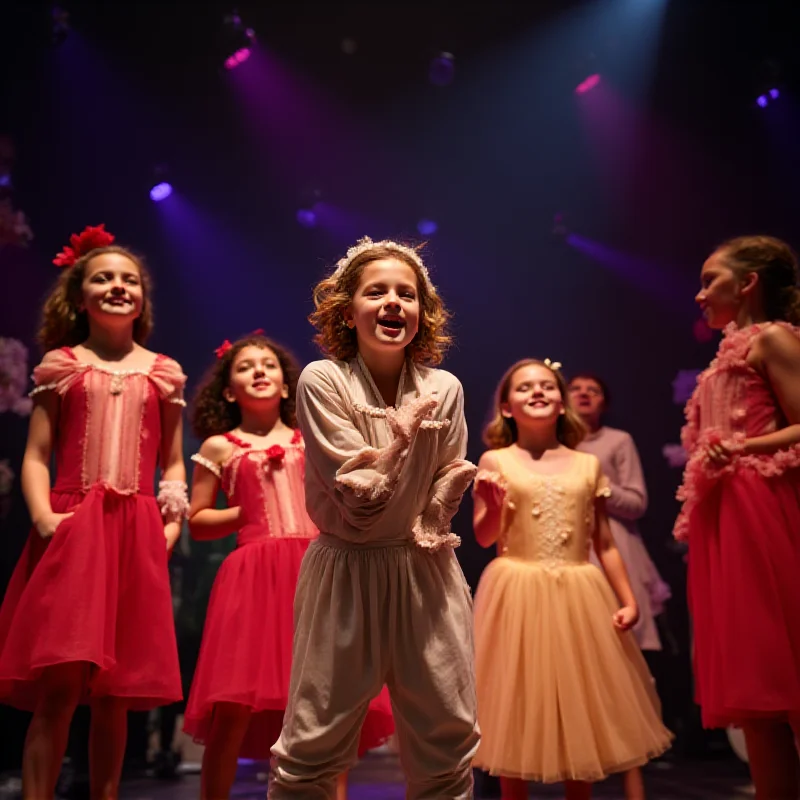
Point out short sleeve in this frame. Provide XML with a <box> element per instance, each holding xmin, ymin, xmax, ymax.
<box><xmin>191</xmin><ymin>453</ymin><xmax>222</xmax><ymax>478</ymax></box>
<box><xmin>150</xmin><ymin>355</ymin><xmax>188</xmax><ymax>406</ymax></box>
<box><xmin>30</xmin><ymin>348</ymin><xmax>86</xmax><ymax>396</ymax></box>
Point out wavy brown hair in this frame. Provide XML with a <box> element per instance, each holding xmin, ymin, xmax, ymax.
<box><xmin>38</xmin><ymin>245</ymin><xmax>154</xmax><ymax>352</ymax></box>
<box><xmin>309</xmin><ymin>243</ymin><xmax>452</xmax><ymax>365</ymax></box>
<box><xmin>717</xmin><ymin>235</ymin><xmax>800</xmax><ymax>325</ymax></box>
<box><xmin>191</xmin><ymin>334</ymin><xmax>300</xmax><ymax>441</ymax></box>
<box><xmin>484</xmin><ymin>359</ymin><xmax>587</xmax><ymax>450</ymax></box>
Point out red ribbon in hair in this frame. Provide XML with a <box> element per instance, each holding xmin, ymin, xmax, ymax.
<box><xmin>214</xmin><ymin>329</ymin><xmax>266</xmax><ymax>359</ymax></box>
<box><xmin>215</xmin><ymin>340</ymin><xmax>233</xmax><ymax>359</ymax></box>
<box><xmin>53</xmin><ymin>224</ymin><xmax>115</xmax><ymax>268</ymax></box>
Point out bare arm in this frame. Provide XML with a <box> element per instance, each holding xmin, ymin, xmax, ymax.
<box><xmin>592</xmin><ymin>498</ymin><xmax>639</xmax><ymax>630</ymax></box>
<box><xmin>188</xmin><ymin>436</ymin><xmax>243</xmax><ymax>541</ymax></box>
<box><xmin>472</xmin><ymin>451</ymin><xmax>506</xmax><ymax>549</ymax></box>
<box><xmin>21</xmin><ymin>391</ymin><xmax>69</xmax><ymax>537</ymax></box>
<box><xmin>745</xmin><ymin>325</ymin><xmax>800</xmax><ymax>454</ymax></box>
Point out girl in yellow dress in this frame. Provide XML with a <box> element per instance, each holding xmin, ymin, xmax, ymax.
<box><xmin>472</xmin><ymin>359</ymin><xmax>672</xmax><ymax>800</ymax></box>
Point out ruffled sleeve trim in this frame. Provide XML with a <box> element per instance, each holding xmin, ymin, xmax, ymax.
<box><xmin>334</xmin><ymin>395</ymin><xmax>439</xmax><ymax>501</ymax></box>
<box><xmin>191</xmin><ymin>453</ymin><xmax>222</xmax><ymax>478</ymax></box>
<box><xmin>30</xmin><ymin>347</ymin><xmax>87</xmax><ymax>397</ymax></box>
<box><xmin>150</xmin><ymin>355</ymin><xmax>188</xmax><ymax>405</ymax></box>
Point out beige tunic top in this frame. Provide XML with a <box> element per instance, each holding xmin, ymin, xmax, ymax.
<box><xmin>296</xmin><ymin>355</ymin><xmax>475</xmax><ymax>549</ymax></box>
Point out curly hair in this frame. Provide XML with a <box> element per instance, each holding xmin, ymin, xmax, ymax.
<box><xmin>308</xmin><ymin>243</ymin><xmax>452</xmax><ymax>365</ymax></box>
<box><xmin>717</xmin><ymin>235</ymin><xmax>800</xmax><ymax>325</ymax></box>
<box><xmin>191</xmin><ymin>334</ymin><xmax>300</xmax><ymax>441</ymax></box>
<box><xmin>483</xmin><ymin>359</ymin><xmax>587</xmax><ymax>450</ymax></box>
<box><xmin>38</xmin><ymin>245</ymin><xmax>154</xmax><ymax>352</ymax></box>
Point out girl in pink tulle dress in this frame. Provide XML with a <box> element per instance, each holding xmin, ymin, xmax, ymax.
<box><xmin>0</xmin><ymin>226</ymin><xmax>187</xmax><ymax>799</ymax></box>
<box><xmin>183</xmin><ymin>333</ymin><xmax>393</xmax><ymax>800</ymax></box>
<box><xmin>676</xmin><ymin>235</ymin><xmax>800</xmax><ymax>798</ymax></box>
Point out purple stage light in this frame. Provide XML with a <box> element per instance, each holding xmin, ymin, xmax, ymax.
<box><xmin>756</xmin><ymin>95</ymin><xmax>768</xmax><ymax>108</ymax></box>
<box><xmin>296</xmin><ymin>209</ymin><xmax>317</xmax><ymax>228</ymax></box>
<box><xmin>429</xmin><ymin>53</ymin><xmax>455</xmax><ymax>87</ymax></box>
<box><xmin>769</xmin><ymin>88</ymin><xmax>780</xmax><ymax>99</ymax></box>
<box><xmin>417</xmin><ymin>219</ymin><xmax>438</xmax><ymax>236</ymax></box>
<box><xmin>225</xmin><ymin>47</ymin><xmax>251</xmax><ymax>70</ymax></box>
<box><xmin>150</xmin><ymin>182</ymin><xmax>173</xmax><ymax>202</ymax></box>
<box><xmin>575</xmin><ymin>73</ymin><xmax>601</xmax><ymax>95</ymax></box>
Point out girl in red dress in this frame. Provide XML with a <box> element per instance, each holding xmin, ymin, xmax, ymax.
<box><xmin>676</xmin><ymin>236</ymin><xmax>800</xmax><ymax>799</ymax></box>
<box><xmin>183</xmin><ymin>333</ymin><xmax>394</xmax><ymax>800</ymax></box>
<box><xmin>0</xmin><ymin>225</ymin><xmax>187</xmax><ymax>799</ymax></box>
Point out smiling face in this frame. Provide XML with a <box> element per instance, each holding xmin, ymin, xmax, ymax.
<box><xmin>695</xmin><ymin>249</ymin><xmax>754</xmax><ymax>329</ymax></box>
<box><xmin>345</xmin><ymin>257</ymin><xmax>421</xmax><ymax>356</ymax></box>
<box><xmin>223</xmin><ymin>345</ymin><xmax>288</xmax><ymax>410</ymax></box>
<box><xmin>80</xmin><ymin>252</ymin><xmax>144</xmax><ymax>328</ymax></box>
<box><xmin>502</xmin><ymin>363</ymin><xmax>565</xmax><ymax>431</ymax></box>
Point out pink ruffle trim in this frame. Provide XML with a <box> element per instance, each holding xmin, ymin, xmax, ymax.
<box><xmin>412</xmin><ymin>459</ymin><xmax>477</xmax><ymax>552</ymax></box>
<box><xmin>674</xmin><ymin>428</ymin><xmax>800</xmax><ymax>541</ymax></box>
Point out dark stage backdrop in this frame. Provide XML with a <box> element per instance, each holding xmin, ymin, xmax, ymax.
<box><xmin>2</xmin><ymin>0</ymin><xmax>799</xmax><ymax>769</ymax></box>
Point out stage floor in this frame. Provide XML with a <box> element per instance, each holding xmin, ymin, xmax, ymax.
<box><xmin>114</xmin><ymin>753</ymin><xmax>754</xmax><ymax>799</ymax></box>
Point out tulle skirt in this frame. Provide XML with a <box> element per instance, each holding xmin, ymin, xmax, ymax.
<box><xmin>686</xmin><ymin>468</ymin><xmax>800</xmax><ymax>728</ymax></box>
<box><xmin>473</xmin><ymin>557</ymin><xmax>672</xmax><ymax>783</ymax></box>
<box><xmin>0</xmin><ymin>485</ymin><xmax>181</xmax><ymax>710</ymax></box>
<box><xmin>183</xmin><ymin>536</ymin><xmax>394</xmax><ymax>759</ymax></box>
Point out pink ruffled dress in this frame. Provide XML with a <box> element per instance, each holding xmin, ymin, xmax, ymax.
<box><xmin>183</xmin><ymin>430</ymin><xmax>394</xmax><ymax>759</ymax></box>
<box><xmin>0</xmin><ymin>347</ymin><xmax>185</xmax><ymax>710</ymax></box>
<box><xmin>675</xmin><ymin>322</ymin><xmax>800</xmax><ymax>728</ymax></box>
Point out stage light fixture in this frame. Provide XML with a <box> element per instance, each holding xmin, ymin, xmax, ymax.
<box><xmin>223</xmin><ymin>11</ymin><xmax>256</xmax><ymax>70</ymax></box>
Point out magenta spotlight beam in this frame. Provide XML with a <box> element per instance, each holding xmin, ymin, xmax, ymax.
<box><xmin>575</xmin><ymin>73</ymin><xmax>601</xmax><ymax>95</ymax></box>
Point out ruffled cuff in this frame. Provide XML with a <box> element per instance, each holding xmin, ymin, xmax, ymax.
<box><xmin>158</xmin><ymin>480</ymin><xmax>190</xmax><ymax>522</ymax></box>
<box><xmin>335</xmin><ymin>395</ymin><xmax>438</xmax><ymax>501</ymax></box>
<box><xmin>412</xmin><ymin>460</ymin><xmax>477</xmax><ymax>552</ymax></box>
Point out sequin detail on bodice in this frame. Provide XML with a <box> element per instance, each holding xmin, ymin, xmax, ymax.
<box><xmin>220</xmin><ymin>431</ymin><xmax>318</xmax><ymax>546</ymax></box>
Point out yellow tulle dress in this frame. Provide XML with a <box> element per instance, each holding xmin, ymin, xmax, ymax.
<box><xmin>472</xmin><ymin>447</ymin><xmax>672</xmax><ymax>783</ymax></box>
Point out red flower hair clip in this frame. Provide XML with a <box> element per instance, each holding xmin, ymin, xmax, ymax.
<box><xmin>215</xmin><ymin>340</ymin><xmax>233</xmax><ymax>359</ymax></box>
<box><xmin>53</xmin><ymin>224</ymin><xmax>115</xmax><ymax>268</ymax></box>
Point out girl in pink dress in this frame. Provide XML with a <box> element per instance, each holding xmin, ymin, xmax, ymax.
<box><xmin>183</xmin><ymin>333</ymin><xmax>393</xmax><ymax>800</ymax></box>
<box><xmin>0</xmin><ymin>225</ymin><xmax>187</xmax><ymax>799</ymax></box>
<box><xmin>676</xmin><ymin>235</ymin><xmax>800</xmax><ymax>798</ymax></box>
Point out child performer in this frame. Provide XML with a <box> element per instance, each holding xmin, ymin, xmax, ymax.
<box><xmin>472</xmin><ymin>359</ymin><xmax>672</xmax><ymax>800</ymax></box>
<box><xmin>568</xmin><ymin>374</ymin><xmax>671</xmax><ymax>653</ymax></box>
<box><xmin>0</xmin><ymin>225</ymin><xmax>187</xmax><ymax>799</ymax></box>
<box><xmin>676</xmin><ymin>236</ymin><xmax>800</xmax><ymax>799</ymax></box>
<box><xmin>183</xmin><ymin>332</ymin><xmax>394</xmax><ymax>800</ymax></box>
<box><xmin>268</xmin><ymin>237</ymin><xmax>480</xmax><ymax>800</ymax></box>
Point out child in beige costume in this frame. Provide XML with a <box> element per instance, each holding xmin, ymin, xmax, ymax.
<box><xmin>269</xmin><ymin>238</ymin><xmax>480</xmax><ymax>800</ymax></box>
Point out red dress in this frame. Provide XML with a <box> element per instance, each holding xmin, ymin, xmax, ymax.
<box><xmin>183</xmin><ymin>431</ymin><xmax>394</xmax><ymax>759</ymax></box>
<box><xmin>674</xmin><ymin>322</ymin><xmax>800</xmax><ymax>728</ymax></box>
<box><xmin>0</xmin><ymin>347</ymin><xmax>185</xmax><ymax>710</ymax></box>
